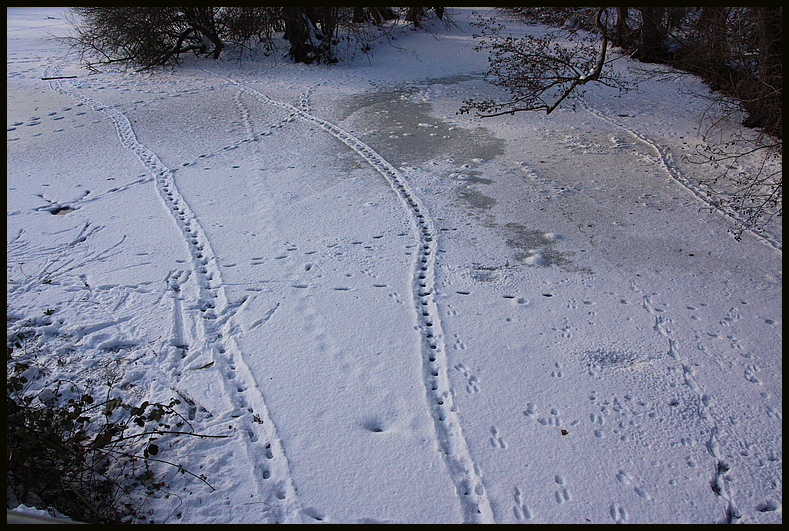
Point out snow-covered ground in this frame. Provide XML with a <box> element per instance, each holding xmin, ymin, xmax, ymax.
<box><xmin>7</xmin><ymin>7</ymin><xmax>781</xmax><ymax>524</ymax></box>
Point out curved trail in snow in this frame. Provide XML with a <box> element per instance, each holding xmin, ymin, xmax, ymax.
<box><xmin>210</xmin><ymin>70</ymin><xmax>495</xmax><ymax>523</ymax></box>
<box><xmin>580</xmin><ymin>100</ymin><xmax>781</xmax><ymax>253</ymax></box>
<box><xmin>639</xmin><ymin>294</ymin><xmax>741</xmax><ymax>524</ymax></box>
<box><xmin>44</xmin><ymin>65</ymin><xmax>305</xmax><ymax>524</ymax></box>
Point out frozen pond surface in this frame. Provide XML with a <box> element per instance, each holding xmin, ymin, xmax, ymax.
<box><xmin>7</xmin><ymin>7</ymin><xmax>782</xmax><ymax>524</ymax></box>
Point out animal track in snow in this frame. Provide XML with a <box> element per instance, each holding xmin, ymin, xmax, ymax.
<box><xmin>452</xmin><ymin>333</ymin><xmax>466</xmax><ymax>350</ymax></box>
<box><xmin>553</xmin><ymin>475</ymin><xmax>571</xmax><ymax>504</ymax></box>
<box><xmin>165</xmin><ymin>71</ymin><xmax>492</xmax><ymax>520</ymax></box>
<box><xmin>615</xmin><ymin>468</ymin><xmax>654</xmax><ymax>502</ymax></box>
<box><xmin>744</xmin><ymin>364</ymin><xmax>762</xmax><ymax>385</ymax></box>
<box><xmin>639</xmin><ymin>292</ymin><xmax>742</xmax><ymax>523</ymax></box>
<box><xmin>207</xmin><ymin>72</ymin><xmax>495</xmax><ymax>523</ymax></box>
<box><xmin>454</xmin><ymin>363</ymin><xmax>480</xmax><ymax>393</ymax></box>
<box><xmin>610</xmin><ymin>503</ymin><xmax>628</xmax><ymax>523</ymax></box>
<box><xmin>581</xmin><ymin>99</ymin><xmax>780</xmax><ymax>252</ymax></box>
<box><xmin>634</xmin><ymin>485</ymin><xmax>652</xmax><ymax>501</ymax></box>
<box><xmin>489</xmin><ymin>426</ymin><xmax>507</xmax><ymax>449</ymax></box>
<box><xmin>45</xmin><ymin>65</ymin><xmax>304</xmax><ymax>523</ymax></box>
<box><xmin>615</xmin><ymin>469</ymin><xmax>633</xmax><ymax>485</ymax></box>
<box><xmin>536</xmin><ymin>406</ymin><xmax>562</xmax><ymax>427</ymax></box>
<box><xmin>512</xmin><ymin>486</ymin><xmax>533</xmax><ymax>520</ymax></box>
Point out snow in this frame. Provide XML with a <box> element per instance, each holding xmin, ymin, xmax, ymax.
<box><xmin>7</xmin><ymin>7</ymin><xmax>782</xmax><ymax>524</ymax></box>
<box><xmin>6</xmin><ymin>503</ymin><xmax>74</xmax><ymax>523</ymax></box>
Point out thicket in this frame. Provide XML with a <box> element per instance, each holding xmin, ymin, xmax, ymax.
<box><xmin>7</xmin><ymin>327</ymin><xmax>222</xmax><ymax>523</ymax></box>
<box><xmin>62</xmin><ymin>7</ymin><xmax>445</xmax><ymax>68</ymax></box>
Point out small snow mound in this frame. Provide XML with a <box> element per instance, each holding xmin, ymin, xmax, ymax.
<box><xmin>524</xmin><ymin>251</ymin><xmax>547</xmax><ymax>266</ymax></box>
<box><xmin>8</xmin><ymin>504</ymin><xmax>74</xmax><ymax>522</ymax></box>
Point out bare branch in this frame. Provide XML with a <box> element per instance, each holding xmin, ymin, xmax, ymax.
<box><xmin>459</xmin><ymin>8</ymin><xmax>631</xmax><ymax>117</ymax></box>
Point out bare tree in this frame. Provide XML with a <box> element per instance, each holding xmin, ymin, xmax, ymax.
<box><xmin>670</xmin><ymin>7</ymin><xmax>781</xmax><ymax>238</ymax></box>
<box><xmin>688</xmin><ymin>78</ymin><xmax>782</xmax><ymax>241</ymax></box>
<box><xmin>63</xmin><ymin>7</ymin><xmax>228</xmax><ymax>69</ymax></box>
<box><xmin>690</xmin><ymin>119</ymin><xmax>781</xmax><ymax>241</ymax></box>
<box><xmin>62</xmin><ymin>7</ymin><xmax>389</xmax><ymax>68</ymax></box>
<box><xmin>216</xmin><ymin>7</ymin><xmax>282</xmax><ymax>54</ymax></box>
<box><xmin>282</xmin><ymin>7</ymin><xmax>339</xmax><ymax>64</ymax></box>
<box><xmin>459</xmin><ymin>8</ymin><xmax>630</xmax><ymax>117</ymax></box>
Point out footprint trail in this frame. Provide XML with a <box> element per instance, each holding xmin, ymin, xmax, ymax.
<box><xmin>580</xmin><ymin>100</ymin><xmax>780</xmax><ymax>252</ymax></box>
<box><xmin>212</xmin><ymin>70</ymin><xmax>495</xmax><ymax>523</ymax></box>
<box><xmin>641</xmin><ymin>294</ymin><xmax>741</xmax><ymax>524</ymax></box>
<box><xmin>44</xmin><ymin>65</ymin><xmax>304</xmax><ymax>524</ymax></box>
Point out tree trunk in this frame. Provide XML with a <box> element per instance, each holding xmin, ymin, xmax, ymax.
<box><xmin>374</xmin><ymin>7</ymin><xmax>398</xmax><ymax>24</ymax></box>
<box><xmin>692</xmin><ymin>7</ymin><xmax>730</xmax><ymax>90</ymax></box>
<box><xmin>612</xmin><ymin>7</ymin><xmax>631</xmax><ymax>49</ymax></box>
<box><xmin>405</xmin><ymin>7</ymin><xmax>424</xmax><ymax>27</ymax></box>
<box><xmin>666</xmin><ymin>6</ymin><xmax>686</xmax><ymax>30</ymax></box>
<box><xmin>746</xmin><ymin>7</ymin><xmax>782</xmax><ymax>136</ymax></box>
<box><xmin>695</xmin><ymin>8</ymin><xmax>728</xmax><ymax>59</ymax></box>
<box><xmin>352</xmin><ymin>7</ymin><xmax>367</xmax><ymax>24</ymax></box>
<box><xmin>282</xmin><ymin>7</ymin><xmax>337</xmax><ymax>64</ymax></box>
<box><xmin>182</xmin><ymin>7</ymin><xmax>224</xmax><ymax>60</ymax></box>
<box><xmin>282</xmin><ymin>7</ymin><xmax>314</xmax><ymax>63</ymax></box>
<box><xmin>636</xmin><ymin>7</ymin><xmax>668</xmax><ymax>63</ymax></box>
<box><xmin>311</xmin><ymin>6</ymin><xmax>338</xmax><ymax>63</ymax></box>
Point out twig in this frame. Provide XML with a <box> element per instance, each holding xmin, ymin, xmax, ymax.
<box><xmin>107</xmin><ymin>430</ymin><xmax>230</xmax><ymax>445</ymax></box>
<box><xmin>63</xmin><ymin>480</ymin><xmax>104</xmax><ymax>520</ymax></box>
<box><xmin>113</xmin><ymin>452</ymin><xmax>217</xmax><ymax>491</ymax></box>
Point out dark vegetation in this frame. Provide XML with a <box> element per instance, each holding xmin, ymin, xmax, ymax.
<box><xmin>62</xmin><ymin>7</ymin><xmax>444</xmax><ymax>68</ymax></box>
<box><xmin>7</xmin><ymin>327</ymin><xmax>225</xmax><ymax>523</ymax></box>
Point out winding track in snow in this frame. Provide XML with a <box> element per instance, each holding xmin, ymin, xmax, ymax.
<box><xmin>580</xmin><ymin>100</ymin><xmax>781</xmax><ymax>253</ymax></box>
<box><xmin>44</xmin><ymin>65</ymin><xmax>304</xmax><ymax>524</ymax></box>
<box><xmin>211</xmin><ymin>70</ymin><xmax>495</xmax><ymax>523</ymax></box>
<box><xmin>640</xmin><ymin>293</ymin><xmax>741</xmax><ymax>524</ymax></box>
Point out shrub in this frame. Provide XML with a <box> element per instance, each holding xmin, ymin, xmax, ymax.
<box><xmin>7</xmin><ymin>330</ymin><xmax>220</xmax><ymax>523</ymax></box>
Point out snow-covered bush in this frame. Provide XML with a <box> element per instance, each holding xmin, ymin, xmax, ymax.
<box><xmin>7</xmin><ymin>328</ymin><xmax>218</xmax><ymax>523</ymax></box>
